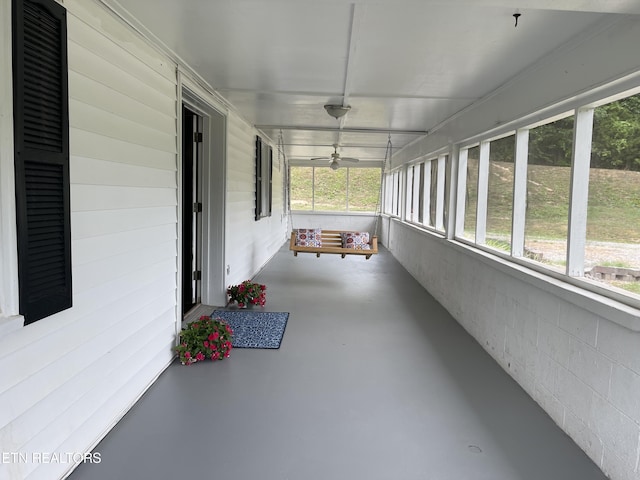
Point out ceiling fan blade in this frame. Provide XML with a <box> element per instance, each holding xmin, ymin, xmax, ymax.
<box><xmin>310</xmin><ymin>157</ymin><xmax>331</xmax><ymax>161</ymax></box>
<box><xmin>340</xmin><ymin>157</ymin><xmax>360</xmax><ymax>163</ymax></box>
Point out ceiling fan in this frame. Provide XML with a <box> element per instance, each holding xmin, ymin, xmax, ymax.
<box><xmin>310</xmin><ymin>144</ymin><xmax>359</xmax><ymax>170</ymax></box>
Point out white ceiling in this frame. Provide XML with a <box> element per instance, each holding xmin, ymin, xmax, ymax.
<box><xmin>107</xmin><ymin>0</ymin><xmax>640</xmax><ymax>167</ymax></box>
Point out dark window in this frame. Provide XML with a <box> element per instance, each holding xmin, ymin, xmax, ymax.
<box><xmin>255</xmin><ymin>136</ymin><xmax>272</xmax><ymax>220</ymax></box>
<box><xmin>13</xmin><ymin>0</ymin><xmax>71</xmax><ymax>324</ymax></box>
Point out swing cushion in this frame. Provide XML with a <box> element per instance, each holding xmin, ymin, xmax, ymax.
<box><xmin>295</xmin><ymin>228</ymin><xmax>322</xmax><ymax>247</ymax></box>
<box><xmin>341</xmin><ymin>232</ymin><xmax>371</xmax><ymax>250</ymax></box>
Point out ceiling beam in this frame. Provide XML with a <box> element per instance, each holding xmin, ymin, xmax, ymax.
<box><xmin>342</xmin><ymin>4</ymin><xmax>363</xmax><ymax>106</ymax></box>
<box><xmin>256</xmin><ymin>125</ymin><xmax>427</xmax><ymax>135</ymax></box>
<box><xmin>282</xmin><ymin>143</ymin><xmax>394</xmax><ymax>148</ymax></box>
<box><xmin>216</xmin><ymin>87</ymin><xmax>477</xmax><ymax>101</ymax></box>
<box><xmin>335</xmin><ymin>4</ymin><xmax>365</xmax><ymax>142</ymax></box>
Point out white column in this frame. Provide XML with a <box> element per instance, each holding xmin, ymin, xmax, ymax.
<box><xmin>567</xmin><ymin>107</ymin><xmax>594</xmax><ymax>276</ymax></box>
<box><xmin>476</xmin><ymin>140</ymin><xmax>490</xmax><ymax>245</ymax></box>
<box><xmin>412</xmin><ymin>164</ymin><xmax>420</xmax><ymax>223</ymax></box>
<box><xmin>444</xmin><ymin>145</ymin><xmax>460</xmax><ymax>239</ymax></box>
<box><xmin>400</xmin><ymin>165</ymin><xmax>408</xmax><ymax>220</ymax></box>
<box><xmin>435</xmin><ymin>154</ymin><xmax>446</xmax><ymax>230</ymax></box>
<box><xmin>423</xmin><ymin>161</ymin><xmax>432</xmax><ymax>226</ymax></box>
<box><xmin>405</xmin><ymin>166</ymin><xmax>414</xmax><ymax>221</ymax></box>
<box><xmin>455</xmin><ymin>148</ymin><xmax>468</xmax><ymax>237</ymax></box>
<box><xmin>383</xmin><ymin>173</ymin><xmax>390</xmax><ymax>214</ymax></box>
<box><xmin>511</xmin><ymin>128</ymin><xmax>529</xmax><ymax>257</ymax></box>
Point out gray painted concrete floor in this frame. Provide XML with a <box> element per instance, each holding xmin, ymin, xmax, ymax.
<box><xmin>69</xmin><ymin>244</ymin><xmax>607</xmax><ymax>480</ymax></box>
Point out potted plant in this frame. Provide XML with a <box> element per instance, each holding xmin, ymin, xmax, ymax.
<box><xmin>175</xmin><ymin>316</ymin><xmax>233</xmax><ymax>365</ymax></box>
<box><xmin>227</xmin><ymin>279</ymin><xmax>266</xmax><ymax>308</ymax></box>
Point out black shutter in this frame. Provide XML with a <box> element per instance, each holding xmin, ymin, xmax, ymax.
<box><xmin>13</xmin><ymin>0</ymin><xmax>71</xmax><ymax>324</ymax></box>
<box><xmin>255</xmin><ymin>136</ymin><xmax>262</xmax><ymax>221</ymax></box>
<box><xmin>267</xmin><ymin>146</ymin><xmax>273</xmax><ymax>216</ymax></box>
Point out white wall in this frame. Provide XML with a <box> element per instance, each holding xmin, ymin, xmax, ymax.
<box><xmin>383</xmin><ymin>15</ymin><xmax>640</xmax><ymax>480</ymax></box>
<box><xmin>384</xmin><ymin>220</ymin><xmax>640</xmax><ymax>480</ymax></box>
<box><xmin>0</xmin><ymin>1</ymin><xmax>288</xmax><ymax>479</ymax></box>
<box><xmin>225</xmin><ymin>118</ymin><xmax>288</xmax><ymax>286</ymax></box>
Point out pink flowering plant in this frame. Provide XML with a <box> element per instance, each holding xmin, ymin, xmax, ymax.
<box><xmin>227</xmin><ymin>279</ymin><xmax>266</xmax><ymax>308</ymax></box>
<box><xmin>175</xmin><ymin>315</ymin><xmax>233</xmax><ymax>365</ymax></box>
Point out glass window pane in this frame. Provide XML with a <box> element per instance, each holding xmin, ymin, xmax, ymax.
<box><xmin>486</xmin><ymin>135</ymin><xmax>515</xmax><ymax>253</ymax></box>
<box><xmin>524</xmin><ymin>116</ymin><xmax>574</xmax><ymax>272</ymax></box>
<box><xmin>586</xmin><ymin>94</ymin><xmax>640</xmax><ymax>297</ymax></box>
<box><xmin>290</xmin><ymin>166</ymin><xmax>313</xmax><ymax>211</ymax></box>
<box><xmin>349</xmin><ymin>168</ymin><xmax>381</xmax><ymax>212</ymax></box>
<box><xmin>314</xmin><ymin>167</ymin><xmax>347</xmax><ymax>211</ymax></box>
<box><xmin>462</xmin><ymin>146</ymin><xmax>479</xmax><ymax>240</ymax></box>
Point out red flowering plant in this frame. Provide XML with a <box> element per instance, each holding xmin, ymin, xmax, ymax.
<box><xmin>227</xmin><ymin>279</ymin><xmax>266</xmax><ymax>308</ymax></box>
<box><xmin>175</xmin><ymin>316</ymin><xmax>233</xmax><ymax>365</ymax></box>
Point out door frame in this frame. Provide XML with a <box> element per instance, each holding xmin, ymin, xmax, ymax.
<box><xmin>178</xmin><ymin>82</ymin><xmax>227</xmax><ymax>316</ymax></box>
<box><xmin>181</xmin><ymin>105</ymin><xmax>203</xmax><ymax>314</ymax></box>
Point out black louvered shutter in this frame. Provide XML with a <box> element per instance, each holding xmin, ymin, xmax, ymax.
<box><xmin>13</xmin><ymin>0</ymin><xmax>71</xmax><ymax>324</ymax></box>
<box><xmin>267</xmin><ymin>147</ymin><xmax>272</xmax><ymax>216</ymax></box>
<box><xmin>255</xmin><ymin>136</ymin><xmax>262</xmax><ymax>220</ymax></box>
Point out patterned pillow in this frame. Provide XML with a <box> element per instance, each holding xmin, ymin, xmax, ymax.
<box><xmin>295</xmin><ymin>228</ymin><xmax>322</xmax><ymax>247</ymax></box>
<box><xmin>341</xmin><ymin>232</ymin><xmax>371</xmax><ymax>250</ymax></box>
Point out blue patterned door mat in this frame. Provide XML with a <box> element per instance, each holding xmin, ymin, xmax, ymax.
<box><xmin>211</xmin><ymin>310</ymin><xmax>289</xmax><ymax>349</ymax></box>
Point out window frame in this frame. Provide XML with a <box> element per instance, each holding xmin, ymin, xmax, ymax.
<box><xmin>449</xmin><ymin>96</ymin><xmax>640</xmax><ymax>309</ymax></box>
<box><xmin>0</xmin><ymin>0</ymin><xmax>20</xmax><ymax>325</ymax></box>
<box><xmin>289</xmin><ymin>165</ymin><xmax>382</xmax><ymax>213</ymax></box>
<box><xmin>398</xmin><ymin>154</ymin><xmax>448</xmax><ymax>234</ymax></box>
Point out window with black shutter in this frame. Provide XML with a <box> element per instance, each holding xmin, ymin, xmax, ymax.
<box><xmin>255</xmin><ymin>135</ymin><xmax>272</xmax><ymax>221</ymax></box>
<box><xmin>12</xmin><ymin>0</ymin><xmax>71</xmax><ymax>324</ymax></box>
<box><xmin>255</xmin><ymin>136</ymin><xmax>263</xmax><ymax>221</ymax></box>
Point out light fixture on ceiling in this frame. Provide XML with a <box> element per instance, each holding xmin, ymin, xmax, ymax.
<box><xmin>330</xmin><ymin>160</ymin><xmax>340</xmax><ymax>170</ymax></box>
<box><xmin>324</xmin><ymin>104</ymin><xmax>351</xmax><ymax>119</ymax></box>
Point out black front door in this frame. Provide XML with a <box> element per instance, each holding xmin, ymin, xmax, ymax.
<box><xmin>181</xmin><ymin>106</ymin><xmax>202</xmax><ymax>314</ymax></box>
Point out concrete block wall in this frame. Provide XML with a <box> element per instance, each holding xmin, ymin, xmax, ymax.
<box><xmin>383</xmin><ymin>219</ymin><xmax>640</xmax><ymax>480</ymax></box>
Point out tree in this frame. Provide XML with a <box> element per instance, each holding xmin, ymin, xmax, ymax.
<box><xmin>528</xmin><ymin>117</ymin><xmax>574</xmax><ymax>167</ymax></box>
<box><xmin>592</xmin><ymin>94</ymin><xmax>640</xmax><ymax>171</ymax></box>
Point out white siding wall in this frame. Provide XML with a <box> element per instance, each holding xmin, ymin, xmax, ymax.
<box><xmin>1</xmin><ymin>4</ymin><xmax>288</xmax><ymax>476</ymax></box>
<box><xmin>225</xmin><ymin>118</ymin><xmax>288</xmax><ymax>285</ymax></box>
<box><xmin>0</xmin><ymin>2</ymin><xmax>179</xmax><ymax>479</ymax></box>
<box><xmin>0</xmin><ymin>0</ymin><xmax>332</xmax><ymax>477</ymax></box>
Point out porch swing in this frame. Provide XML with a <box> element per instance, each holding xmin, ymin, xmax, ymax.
<box><xmin>288</xmin><ymin>135</ymin><xmax>391</xmax><ymax>260</ymax></box>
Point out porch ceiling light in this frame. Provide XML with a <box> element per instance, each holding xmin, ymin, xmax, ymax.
<box><xmin>324</xmin><ymin>104</ymin><xmax>351</xmax><ymax>119</ymax></box>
